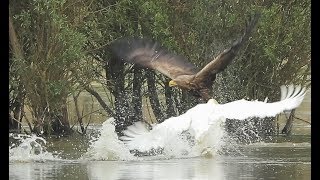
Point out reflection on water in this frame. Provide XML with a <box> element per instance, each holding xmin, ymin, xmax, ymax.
<box><xmin>9</xmin><ymin>156</ymin><xmax>310</xmax><ymax>180</ymax></box>
<box><xmin>9</xmin><ymin>116</ymin><xmax>311</xmax><ymax>180</ymax></box>
<box><xmin>85</xmin><ymin>158</ymin><xmax>226</xmax><ymax>180</ymax></box>
<box><xmin>9</xmin><ymin>124</ymin><xmax>311</xmax><ymax>180</ymax></box>
<box><xmin>9</xmin><ymin>89</ymin><xmax>311</xmax><ymax>179</ymax></box>
<box><xmin>9</xmin><ymin>139</ymin><xmax>310</xmax><ymax>180</ymax></box>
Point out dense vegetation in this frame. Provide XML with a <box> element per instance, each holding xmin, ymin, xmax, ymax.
<box><xmin>9</xmin><ymin>0</ymin><xmax>310</xmax><ymax>140</ymax></box>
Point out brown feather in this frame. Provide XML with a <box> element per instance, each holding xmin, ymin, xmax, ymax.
<box><xmin>194</xmin><ymin>13</ymin><xmax>260</xmax><ymax>83</ymax></box>
<box><xmin>110</xmin><ymin>38</ymin><xmax>198</xmax><ymax>80</ymax></box>
<box><xmin>108</xmin><ymin>13</ymin><xmax>260</xmax><ymax>101</ymax></box>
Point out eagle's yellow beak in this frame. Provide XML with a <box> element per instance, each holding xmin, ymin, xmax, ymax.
<box><xmin>169</xmin><ymin>80</ymin><xmax>177</xmax><ymax>87</ymax></box>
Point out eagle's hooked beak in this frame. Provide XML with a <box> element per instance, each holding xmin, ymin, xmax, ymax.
<box><xmin>169</xmin><ymin>80</ymin><xmax>178</xmax><ymax>87</ymax></box>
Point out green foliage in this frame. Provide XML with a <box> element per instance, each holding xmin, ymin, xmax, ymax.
<box><xmin>14</xmin><ymin>0</ymin><xmax>87</xmax><ymax>94</ymax></box>
<box><xmin>84</xmin><ymin>0</ymin><xmax>175</xmax><ymax>46</ymax></box>
<box><xmin>9</xmin><ymin>0</ymin><xmax>311</xmax><ymax>134</ymax></box>
<box><xmin>10</xmin><ymin>0</ymin><xmax>92</xmax><ymax>134</ymax></box>
<box><xmin>164</xmin><ymin>0</ymin><xmax>311</xmax><ymax>103</ymax></box>
<box><xmin>215</xmin><ymin>1</ymin><xmax>310</xmax><ymax>102</ymax></box>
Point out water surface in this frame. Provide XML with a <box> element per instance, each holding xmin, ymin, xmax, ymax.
<box><xmin>9</xmin><ymin>135</ymin><xmax>311</xmax><ymax>180</ymax></box>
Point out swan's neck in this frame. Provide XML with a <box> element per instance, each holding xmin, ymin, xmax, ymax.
<box><xmin>207</xmin><ymin>99</ymin><xmax>219</xmax><ymax>105</ymax></box>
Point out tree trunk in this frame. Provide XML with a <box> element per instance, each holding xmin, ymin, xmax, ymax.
<box><xmin>179</xmin><ymin>90</ymin><xmax>198</xmax><ymax>114</ymax></box>
<box><xmin>145</xmin><ymin>70</ymin><xmax>165</xmax><ymax>122</ymax></box>
<box><xmin>9</xmin><ymin>12</ymin><xmax>25</xmax><ymax>132</ymax></box>
<box><xmin>164</xmin><ymin>79</ymin><xmax>176</xmax><ymax>120</ymax></box>
<box><xmin>281</xmin><ymin>109</ymin><xmax>295</xmax><ymax>135</ymax></box>
<box><xmin>50</xmin><ymin>104</ymin><xmax>72</xmax><ymax>135</ymax></box>
<box><xmin>9</xmin><ymin>14</ymin><xmax>23</xmax><ymax>58</ymax></box>
<box><xmin>30</xmin><ymin>96</ymin><xmax>72</xmax><ymax>136</ymax></box>
<box><xmin>85</xmin><ymin>86</ymin><xmax>115</xmax><ymax>117</ymax></box>
<box><xmin>132</xmin><ymin>67</ymin><xmax>143</xmax><ymax>122</ymax></box>
<box><xmin>73</xmin><ymin>92</ymin><xmax>85</xmax><ymax>134</ymax></box>
<box><xmin>9</xmin><ymin>87</ymin><xmax>24</xmax><ymax>132</ymax></box>
<box><xmin>9</xmin><ymin>114</ymin><xmax>18</xmax><ymax>130</ymax></box>
<box><xmin>106</xmin><ymin>56</ymin><xmax>135</xmax><ymax>133</ymax></box>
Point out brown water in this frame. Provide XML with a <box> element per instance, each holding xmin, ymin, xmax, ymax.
<box><xmin>9</xmin><ymin>131</ymin><xmax>311</xmax><ymax>180</ymax></box>
<box><xmin>9</xmin><ymin>156</ymin><xmax>311</xmax><ymax>180</ymax></box>
<box><xmin>11</xmin><ymin>89</ymin><xmax>311</xmax><ymax>180</ymax></box>
<box><xmin>9</xmin><ymin>143</ymin><xmax>311</xmax><ymax>180</ymax></box>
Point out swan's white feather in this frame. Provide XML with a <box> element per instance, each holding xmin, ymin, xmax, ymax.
<box><xmin>214</xmin><ymin>85</ymin><xmax>306</xmax><ymax>120</ymax></box>
<box><xmin>120</xmin><ymin>85</ymin><xmax>307</xmax><ymax>153</ymax></box>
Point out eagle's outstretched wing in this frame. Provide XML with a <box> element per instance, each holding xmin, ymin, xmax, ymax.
<box><xmin>195</xmin><ymin>13</ymin><xmax>261</xmax><ymax>81</ymax></box>
<box><xmin>109</xmin><ymin>37</ymin><xmax>198</xmax><ymax>80</ymax></box>
<box><xmin>109</xmin><ymin>14</ymin><xmax>260</xmax><ymax>82</ymax></box>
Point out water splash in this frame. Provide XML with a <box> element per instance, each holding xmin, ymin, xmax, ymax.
<box><xmin>80</xmin><ymin>115</ymin><xmax>230</xmax><ymax>161</ymax></box>
<box><xmin>9</xmin><ymin>133</ymin><xmax>60</xmax><ymax>162</ymax></box>
<box><xmin>81</xmin><ymin>118</ymin><xmax>136</xmax><ymax>161</ymax></box>
<box><xmin>8</xmin><ymin>118</ymin><xmax>229</xmax><ymax>162</ymax></box>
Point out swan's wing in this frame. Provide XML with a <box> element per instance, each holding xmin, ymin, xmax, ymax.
<box><xmin>119</xmin><ymin>102</ymin><xmax>213</xmax><ymax>152</ymax></box>
<box><xmin>119</xmin><ymin>113</ymin><xmax>193</xmax><ymax>152</ymax></box>
<box><xmin>215</xmin><ymin>85</ymin><xmax>306</xmax><ymax>120</ymax></box>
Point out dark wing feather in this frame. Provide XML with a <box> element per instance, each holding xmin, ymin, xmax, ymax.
<box><xmin>110</xmin><ymin>37</ymin><xmax>198</xmax><ymax>79</ymax></box>
<box><xmin>195</xmin><ymin>13</ymin><xmax>261</xmax><ymax>81</ymax></box>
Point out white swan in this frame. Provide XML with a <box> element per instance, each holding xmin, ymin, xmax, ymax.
<box><xmin>119</xmin><ymin>85</ymin><xmax>307</xmax><ymax>155</ymax></box>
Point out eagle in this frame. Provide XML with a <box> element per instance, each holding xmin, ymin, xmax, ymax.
<box><xmin>110</xmin><ymin>14</ymin><xmax>260</xmax><ymax>101</ymax></box>
<box><xmin>119</xmin><ymin>85</ymin><xmax>306</xmax><ymax>155</ymax></box>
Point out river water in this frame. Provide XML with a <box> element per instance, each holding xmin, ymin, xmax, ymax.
<box><xmin>9</xmin><ymin>139</ymin><xmax>311</xmax><ymax>180</ymax></box>
<box><xmin>9</xmin><ymin>125</ymin><xmax>311</xmax><ymax>180</ymax></box>
<box><xmin>9</xmin><ymin>144</ymin><xmax>311</xmax><ymax>180</ymax></box>
<box><xmin>9</xmin><ymin>147</ymin><xmax>311</xmax><ymax>180</ymax></box>
<box><xmin>9</xmin><ymin>90</ymin><xmax>311</xmax><ymax>180</ymax></box>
